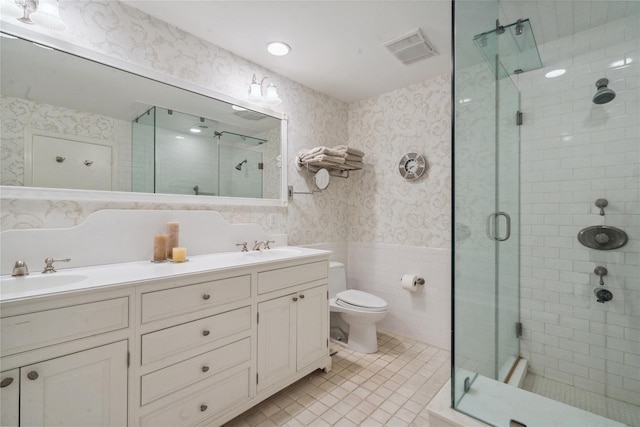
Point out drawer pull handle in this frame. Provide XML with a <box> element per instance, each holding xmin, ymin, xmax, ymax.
<box><xmin>292</xmin><ymin>297</ymin><xmax>298</xmax><ymax>302</ymax></box>
<box><xmin>0</xmin><ymin>377</ymin><xmax>14</xmax><ymax>388</ymax></box>
<box><xmin>200</xmin><ymin>404</ymin><xmax>208</xmax><ymax>412</ymax></box>
<box><xmin>201</xmin><ymin>366</ymin><xmax>210</xmax><ymax>373</ymax></box>
<box><xmin>202</xmin><ymin>330</ymin><xmax>210</xmax><ymax>337</ymax></box>
<box><xmin>202</xmin><ymin>294</ymin><xmax>210</xmax><ymax>300</ymax></box>
<box><xmin>27</xmin><ymin>371</ymin><xmax>39</xmax><ymax>381</ymax></box>
<box><xmin>299</xmin><ymin>294</ymin><xmax>305</xmax><ymax>299</ymax></box>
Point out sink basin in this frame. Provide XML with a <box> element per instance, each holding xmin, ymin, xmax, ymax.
<box><xmin>1</xmin><ymin>274</ymin><xmax>89</xmax><ymax>296</ymax></box>
<box><xmin>245</xmin><ymin>248</ymin><xmax>302</xmax><ymax>259</ymax></box>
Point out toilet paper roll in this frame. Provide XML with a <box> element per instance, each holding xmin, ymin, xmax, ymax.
<box><xmin>401</xmin><ymin>274</ymin><xmax>418</xmax><ymax>292</ymax></box>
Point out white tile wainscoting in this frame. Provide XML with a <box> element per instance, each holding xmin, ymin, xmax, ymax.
<box><xmin>348</xmin><ymin>242</ymin><xmax>451</xmax><ymax>351</ymax></box>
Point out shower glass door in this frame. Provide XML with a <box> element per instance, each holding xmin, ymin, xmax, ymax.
<box><xmin>495</xmin><ymin>61</ymin><xmax>520</xmax><ymax>383</ymax></box>
<box><xmin>453</xmin><ymin>1</ymin><xmax>521</xmax><ymax>419</ymax></box>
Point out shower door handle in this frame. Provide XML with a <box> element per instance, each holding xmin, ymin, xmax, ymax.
<box><xmin>488</xmin><ymin>211</ymin><xmax>511</xmax><ymax>241</ymax></box>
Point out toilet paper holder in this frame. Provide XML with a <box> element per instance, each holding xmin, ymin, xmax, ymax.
<box><xmin>401</xmin><ymin>275</ymin><xmax>425</xmax><ymax>285</ymax></box>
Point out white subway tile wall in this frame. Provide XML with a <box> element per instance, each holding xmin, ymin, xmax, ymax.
<box><xmin>347</xmin><ymin>242</ymin><xmax>451</xmax><ymax>351</ymax></box>
<box><xmin>516</xmin><ymin>14</ymin><xmax>640</xmax><ymax>406</ymax></box>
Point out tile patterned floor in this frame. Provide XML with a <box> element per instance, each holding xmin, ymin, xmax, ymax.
<box><xmin>523</xmin><ymin>373</ymin><xmax>640</xmax><ymax>427</ymax></box>
<box><xmin>225</xmin><ymin>333</ymin><xmax>450</xmax><ymax>427</ymax></box>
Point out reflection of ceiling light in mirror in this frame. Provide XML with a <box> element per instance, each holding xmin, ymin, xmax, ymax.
<box><xmin>267</xmin><ymin>41</ymin><xmax>290</xmax><ymax>56</ymax></box>
<box><xmin>458</xmin><ymin>98</ymin><xmax>472</xmax><ymax>104</ymax></box>
<box><xmin>545</xmin><ymin>69</ymin><xmax>566</xmax><ymax>78</ymax></box>
<box><xmin>0</xmin><ymin>33</ymin><xmax>18</xmax><ymax>40</ymax></box>
<box><xmin>189</xmin><ymin>128</ymin><xmax>201</xmax><ymax>133</ymax></box>
<box><xmin>232</xmin><ymin>105</ymin><xmax>247</xmax><ymax>111</ymax></box>
<box><xmin>611</xmin><ymin>58</ymin><xmax>632</xmax><ymax>68</ymax></box>
<box><xmin>175</xmin><ymin>136</ymin><xmax>184</xmax><ymax>140</ymax></box>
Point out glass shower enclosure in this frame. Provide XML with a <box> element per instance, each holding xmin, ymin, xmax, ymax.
<box><xmin>453</xmin><ymin>3</ymin><xmax>529</xmax><ymax>407</ymax></box>
<box><xmin>453</xmin><ymin>1</ymin><xmax>639</xmax><ymax>426</ymax></box>
<box><xmin>132</xmin><ymin>107</ymin><xmax>265</xmax><ymax>197</ymax></box>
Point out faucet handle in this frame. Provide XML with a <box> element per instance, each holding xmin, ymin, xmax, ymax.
<box><xmin>236</xmin><ymin>242</ymin><xmax>248</xmax><ymax>252</ymax></box>
<box><xmin>11</xmin><ymin>260</ymin><xmax>29</xmax><ymax>276</ymax></box>
<box><xmin>42</xmin><ymin>258</ymin><xmax>71</xmax><ymax>274</ymax></box>
<box><xmin>264</xmin><ymin>240</ymin><xmax>276</xmax><ymax>249</ymax></box>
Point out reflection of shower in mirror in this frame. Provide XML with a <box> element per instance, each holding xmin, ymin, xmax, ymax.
<box><xmin>235</xmin><ymin>159</ymin><xmax>248</xmax><ymax>171</ymax></box>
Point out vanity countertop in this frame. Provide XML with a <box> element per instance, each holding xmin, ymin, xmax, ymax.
<box><xmin>0</xmin><ymin>246</ymin><xmax>331</xmax><ymax>303</ymax></box>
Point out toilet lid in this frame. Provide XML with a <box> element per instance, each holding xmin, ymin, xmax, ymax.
<box><xmin>336</xmin><ymin>290</ymin><xmax>387</xmax><ymax>312</ymax></box>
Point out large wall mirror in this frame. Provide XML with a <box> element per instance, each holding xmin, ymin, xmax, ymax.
<box><xmin>0</xmin><ymin>32</ymin><xmax>287</xmax><ymax>204</ymax></box>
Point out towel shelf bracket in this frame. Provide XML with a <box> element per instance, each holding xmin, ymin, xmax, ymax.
<box><xmin>288</xmin><ymin>185</ymin><xmax>321</xmax><ymax>199</ymax></box>
<box><xmin>295</xmin><ymin>156</ymin><xmax>352</xmax><ymax>179</ymax></box>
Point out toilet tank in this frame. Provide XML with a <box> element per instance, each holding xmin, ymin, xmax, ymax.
<box><xmin>329</xmin><ymin>261</ymin><xmax>347</xmax><ymax>298</ymax></box>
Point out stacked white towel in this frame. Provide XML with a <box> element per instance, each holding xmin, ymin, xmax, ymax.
<box><xmin>297</xmin><ymin>145</ymin><xmax>365</xmax><ymax>172</ymax></box>
<box><xmin>333</xmin><ymin>145</ymin><xmax>364</xmax><ymax>170</ymax></box>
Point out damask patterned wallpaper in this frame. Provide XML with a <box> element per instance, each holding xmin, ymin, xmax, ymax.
<box><xmin>347</xmin><ymin>75</ymin><xmax>452</xmax><ymax>249</ymax></box>
<box><xmin>1</xmin><ymin>1</ymin><xmax>451</xmax><ymax>252</ymax></box>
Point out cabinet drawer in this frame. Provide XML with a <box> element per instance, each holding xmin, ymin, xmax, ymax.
<box><xmin>141</xmin><ymin>275</ymin><xmax>251</xmax><ymax>323</ymax></box>
<box><xmin>141</xmin><ymin>337</ymin><xmax>251</xmax><ymax>405</ymax></box>
<box><xmin>140</xmin><ymin>368</ymin><xmax>250</xmax><ymax>427</ymax></box>
<box><xmin>1</xmin><ymin>298</ymin><xmax>129</xmax><ymax>356</ymax></box>
<box><xmin>257</xmin><ymin>260</ymin><xmax>328</xmax><ymax>294</ymax></box>
<box><xmin>141</xmin><ymin>306</ymin><xmax>251</xmax><ymax>365</ymax></box>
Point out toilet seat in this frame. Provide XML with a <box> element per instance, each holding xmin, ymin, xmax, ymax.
<box><xmin>335</xmin><ymin>290</ymin><xmax>387</xmax><ymax>312</ymax></box>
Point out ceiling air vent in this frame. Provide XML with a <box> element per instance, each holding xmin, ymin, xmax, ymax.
<box><xmin>383</xmin><ymin>29</ymin><xmax>436</xmax><ymax>65</ymax></box>
<box><xmin>233</xmin><ymin>110</ymin><xmax>267</xmax><ymax>121</ymax></box>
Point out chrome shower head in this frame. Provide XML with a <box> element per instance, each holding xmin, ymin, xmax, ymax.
<box><xmin>235</xmin><ymin>159</ymin><xmax>247</xmax><ymax>170</ymax></box>
<box><xmin>593</xmin><ymin>78</ymin><xmax>616</xmax><ymax>104</ymax></box>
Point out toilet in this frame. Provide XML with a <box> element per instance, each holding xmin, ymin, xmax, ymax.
<box><xmin>329</xmin><ymin>262</ymin><xmax>388</xmax><ymax>353</ymax></box>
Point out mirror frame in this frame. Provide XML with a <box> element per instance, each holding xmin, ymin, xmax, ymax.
<box><xmin>0</xmin><ymin>23</ymin><xmax>288</xmax><ymax>207</ymax></box>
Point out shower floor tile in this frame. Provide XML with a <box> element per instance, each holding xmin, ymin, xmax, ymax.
<box><xmin>523</xmin><ymin>373</ymin><xmax>640</xmax><ymax>426</ymax></box>
<box><xmin>224</xmin><ymin>332</ymin><xmax>450</xmax><ymax>427</ymax></box>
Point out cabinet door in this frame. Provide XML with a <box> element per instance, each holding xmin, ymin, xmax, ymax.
<box><xmin>257</xmin><ymin>295</ymin><xmax>296</xmax><ymax>392</ymax></box>
<box><xmin>0</xmin><ymin>369</ymin><xmax>19</xmax><ymax>427</ymax></box>
<box><xmin>20</xmin><ymin>340</ymin><xmax>128</xmax><ymax>427</ymax></box>
<box><xmin>297</xmin><ymin>285</ymin><xmax>328</xmax><ymax>370</ymax></box>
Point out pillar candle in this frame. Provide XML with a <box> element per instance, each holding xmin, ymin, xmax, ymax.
<box><xmin>153</xmin><ymin>234</ymin><xmax>168</xmax><ymax>262</ymax></box>
<box><xmin>172</xmin><ymin>247</ymin><xmax>187</xmax><ymax>262</ymax></box>
<box><xmin>167</xmin><ymin>222</ymin><xmax>180</xmax><ymax>258</ymax></box>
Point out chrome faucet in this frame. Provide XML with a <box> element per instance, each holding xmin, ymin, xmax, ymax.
<box><xmin>11</xmin><ymin>260</ymin><xmax>29</xmax><ymax>276</ymax></box>
<box><xmin>252</xmin><ymin>240</ymin><xmax>276</xmax><ymax>251</ymax></box>
<box><xmin>263</xmin><ymin>240</ymin><xmax>275</xmax><ymax>249</ymax></box>
<box><xmin>42</xmin><ymin>258</ymin><xmax>71</xmax><ymax>273</ymax></box>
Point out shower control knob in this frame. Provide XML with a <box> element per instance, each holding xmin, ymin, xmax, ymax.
<box><xmin>595</xmin><ymin>233</ymin><xmax>610</xmax><ymax>244</ymax></box>
<box><xmin>594</xmin><ymin>288</ymin><xmax>613</xmax><ymax>303</ymax></box>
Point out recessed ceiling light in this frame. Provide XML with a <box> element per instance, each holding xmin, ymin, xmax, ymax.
<box><xmin>267</xmin><ymin>41</ymin><xmax>290</xmax><ymax>56</ymax></box>
<box><xmin>189</xmin><ymin>128</ymin><xmax>202</xmax><ymax>133</ymax></box>
<box><xmin>545</xmin><ymin>69</ymin><xmax>566</xmax><ymax>78</ymax></box>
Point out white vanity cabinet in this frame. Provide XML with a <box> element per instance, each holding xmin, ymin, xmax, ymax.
<box><xmin>18</xmin><ymin>340</ymin><xmax>128</xmax><ymax>426</ymax></box>
<box><xmin>136</xmin><ymin>272</ymin><xmax>255</xmax><ymax>427</ymax></box>
<box><xmin>256</xmin><ymin>260</ymin><xmax>330</xmax><ymax>394</ymax></box>
<box><xmin>257</xmin><ymin>284</ymin><xmax>329</xmax><ymax>392</ymax></box>
<box><xmin>0</xmin><ymin>290</ymin><xmax>131</xmax><ymax>427</ymax></box>
<box><xmin>0</xmin><ymin>248</ymin><xmax>331</xmax><ymax>427</ymax></box>
<box><xmin>0</xmin><ymin>369</ymin><xmax>19</xmax><ymax>426</ymax></box>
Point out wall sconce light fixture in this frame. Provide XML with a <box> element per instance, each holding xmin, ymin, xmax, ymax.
<box><xmin>248</xmin><ymin>74</ymin><xmax>281</xmax><ymax>106</ymax></box>
<box><xmin>6</xmin><ymin>0</ymin><xmax>67</xmax><ymax>31</ymax></box>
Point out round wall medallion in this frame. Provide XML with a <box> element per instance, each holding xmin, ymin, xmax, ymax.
<box><xmin>398</xmin><ymin>153</ymin><xmax>426</xmax><ymax>180</ymax></box>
